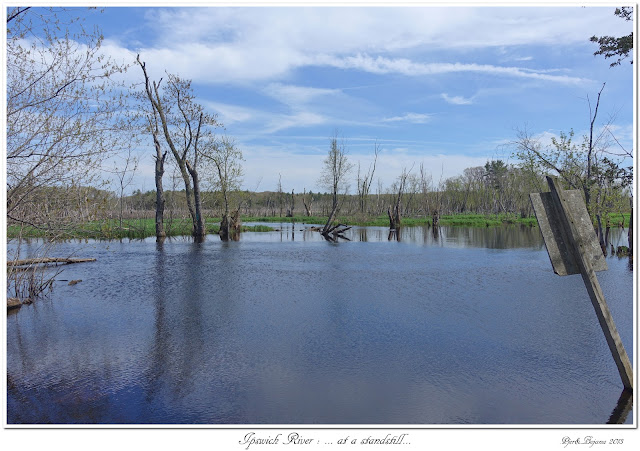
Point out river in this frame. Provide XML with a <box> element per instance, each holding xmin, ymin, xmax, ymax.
<box><xmin>6</xmin><ymin>224</ymin><xmax>634</xmax><ymax>424</ymax></box>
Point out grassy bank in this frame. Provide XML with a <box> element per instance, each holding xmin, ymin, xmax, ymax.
<box><xmin>7</xmin><ymin>218</ymin><xmax>274</xmax><ymax>240</ymax></box>
<box><xmin>244</xmin><ymin>213</ymin><xmax>540</xmax><ymax>227</ymax></box>
<box><xmin>7</xmin><ymin>212</ymin><xmax>630</xmax><ymax>240</ymax></box>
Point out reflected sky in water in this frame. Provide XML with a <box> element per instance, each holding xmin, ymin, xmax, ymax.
<box><xmin>7</xmin><ymin>226</ymin><xmax>633</xmax><ymax>424</ymax></box>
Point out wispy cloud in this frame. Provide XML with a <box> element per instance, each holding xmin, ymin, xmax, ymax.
<box><xmin>201</xmin><ymin>101</ymin><xmax>255</xmax><ymax>124</ymax></box>
<box><xmin>115</xmin><ymin>6</ymin><xmax>622</xmax><ymax>86</ymax></box>
<box><xmin>263</xmin><ymin>111</ymin><xmax>327</xmax><ymax>134</ymax></box>
<box><xmin>263</xmin><ymin>83</ymin><xmax>341</xmax><ymax>106</ymax></box>
<box><xmin>441</xmin><ymin>93</ymin><xmax>474</xmax><ymax>105</ymax></box>
<box><xmin>312</xmin><ymin>54</ymin><xmax>588</xmax><ymax>84</ymax></box>
<box><xmin>382</xmin><ymin>113</ymin><xmax>433</xmax><ymax>124</ymax></box>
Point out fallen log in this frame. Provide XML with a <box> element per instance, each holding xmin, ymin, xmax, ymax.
<box><xmin>7</xmin><ymin>297</ymin><xmax>32</xmax><ymax>310</ymax></box>
<box><xmin>7</xmin><ymin>257</ymin><xmax>96</xmax><ymax>267</ymax></box>
<box><xmin>7</xmin><ymin>297</ymin><xmax>22</xmax><ymax>310</ymax></box>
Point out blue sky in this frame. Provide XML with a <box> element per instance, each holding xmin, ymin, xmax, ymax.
<box><xmin>41</xmin><ymin>3</ymin><xmax>638</xmax><ymax>193</ymax></box>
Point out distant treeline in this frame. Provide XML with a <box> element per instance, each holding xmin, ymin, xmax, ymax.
<box><xmin>9</xmin><ymin>160</ymin><xmax>631</xmax><ymax>231</ymax></box>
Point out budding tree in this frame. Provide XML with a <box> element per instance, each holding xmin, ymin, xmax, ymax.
<box><xmin>201</xmin><ymin>136</ymin><xmax>244</xmax><ymax>240</ymax></box>
<box><xmin>6</xmin><ymin>7</ymin><xmax>130</xmax><ymax>234</ymax></box>
<box><xmin>318</xmin><ymin>134</ymin><xmax>354</xmax><ymax>234</ymax></box>
<box><xmin>137</xmin><ymin>55</ymin><xmax>221</xmax><ymax>239</ymax></box>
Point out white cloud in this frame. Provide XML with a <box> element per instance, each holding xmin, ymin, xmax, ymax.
<box><xmin>263</xmin><ymin>111</ymin><xmax>327</xmax><ymax>134</ymax></box>
<box><xmin>312</xmin><ymin>54</ymin><xmax>588</xmax><ymax>84</ymax></box>
<box><xmin>382</xmin><ymin>113</ymin><xmax>433</xmax><ymax>124</ymax></box>
<box><xmin>201</xmin><ymin>101</ymin><xmax>255</xmax><ymax>124</ymax></box>
<box><xmin>441</xmin><ymin>93</ymin><xmax>474</xmax><ymax>105</ymax></box>
<box><xmin>263</xmin><ymin>83</ymin><xmax>341</xmax><ymax>106</ymax></box>
<box><xmin>107</xmin><ymin>6</ymin><xmax>623</xmax><ymax>86</ymax></box>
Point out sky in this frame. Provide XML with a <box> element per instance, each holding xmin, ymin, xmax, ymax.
<box><xmin>9</xmin><ymin>2</ymin><xmax>638</xmax><ymax>194</ymax></box>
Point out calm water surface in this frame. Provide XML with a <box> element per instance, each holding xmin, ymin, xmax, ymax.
<box><xmin>6</xmin><ymin>225</ymin><xmax>634</xmax><ymax>424</ymax></box>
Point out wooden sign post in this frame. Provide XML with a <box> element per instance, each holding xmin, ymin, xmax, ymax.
<box><xmin>530</xmin><ymin>176</ymin><xmax>633</xmax><ymax>392</ymax></box>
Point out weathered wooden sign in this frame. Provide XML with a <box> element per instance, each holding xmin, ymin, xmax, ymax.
<box><xmin>530</xmin><ymin>189</ymin><xmax>607</xmax><ymax>276</ymax></box>
<box><xmin>530</xmin><ymin>176</ymin><xmax>633</xmax><ymax>392</ymax></box>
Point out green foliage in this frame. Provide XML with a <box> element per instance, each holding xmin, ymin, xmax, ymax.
<box><xmin>590</xmin><ymin>7</ymin><xmax>633</xmax><ymax>67</ymax></box>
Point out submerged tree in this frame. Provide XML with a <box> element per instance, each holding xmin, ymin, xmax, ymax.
<box><xmin>137</xmin><ymin>58</ymin><xmax>168</xmax><ymax>241</ymax></box>
<box><xmin>137</xmin><ymin>55</ymin><xmax>221</xmax><ymax>239</ymax></box>
<box><xmin>318</xmin><ymin>133</ymin><xmax>354</xmax><ymax>238</ymax></box>
<box><xmin>201</xmin><ymin>136</ymin><xmax>244</xmax><ymax>241</ymax></box>
<box><xmin>388</xmin><ymin>166</ymin><xmax>412</xmax><ymax>230</ymax></box>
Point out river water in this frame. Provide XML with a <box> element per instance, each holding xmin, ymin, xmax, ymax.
<box><xmin>6</xmin><ymin>224</ymin><xmax>634</xmax><ymax>424</ymax></box>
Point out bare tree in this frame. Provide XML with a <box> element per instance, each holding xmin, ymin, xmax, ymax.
<box><xmin>388</xmin><ymin>166</ymin><xmax>413</xmax><ymax>230</ymax></box>
<box><xmin>111</xmin><ymin>148</ymin><xmax>139</xmax><ymax>231</ymax></box>
<box><xmin>150</xmin><ymin>115</ymin><xmax>168</xmax><ymax>241</ymax></box>
<box><xmin>6</xmin><ymin>7</ymin><xmax>130</xmax><ymax>234</ymax></box>
<box><xmin>277</xmin><ymin>174</ymin><xmax>284</xmax><ymax>217</ymax></box>
<box><xmin>137</xmin><ymin>58</ymin><xmax>168</xmax><ymax>241</ymax></box>
<box><xmin>302</xmin><ymin>189</ymin><xmax>314</xmax><ymax>216</ymax></box>
<box><xmin>201</xmin><ymin>137</ymin><xmax>244</xmax><ymax>240</ymax></box>
<box><xmin>318</xmin><ymin>134</ymin><xmax>354</xmax><ymax>236</ymax></box>
<box><xmin>137</xmin><ymin>55</ymin><xmax>220</xmax><ymax>239</ymax></box>
<box><xmin>287</xmin><ymin>190</ymin><xmax>295</xmax><ymax>217</ymax></box>
<box><xmin>513</xmin><ymin>84</ymin><xmax>628</xmax><ymax>252</ymax></box>
<box><xmin>356</xmin><ymin>141</ymin><xmax>380</xmax><ymax>215</ymax></box>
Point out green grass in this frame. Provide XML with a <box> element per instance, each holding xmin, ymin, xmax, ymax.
<box><xmin>438</xmin><ymin>213</ymin><xmax>538</xmax><ymax>227</ymax></box>
<box><xmin>243</xmin><ymin>213</ymin><xmax>539</xmax><ymax>228</ymax></box>
<box><xmin>7</xmin><ymin>218</ymin><xmax>275</xmax><ymax>240</ymax></box>
<box><xmin>8</xmin><ymin>211</ymin><xmax>630</xmax><ymax>240</ymax></box>
<box><xmin>606</xmin><ymin>213</ymin><xmax>631</xmax><ymax>227</ymax></box>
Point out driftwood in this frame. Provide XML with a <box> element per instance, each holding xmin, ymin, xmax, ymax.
<box><xmin>7</xmin><ymin>257</ymin><xmax>96</xmax><ymax>267</ymax></box>
<box><xmin>320</xmin><ymin>223</ymin><xmax>352</xmax><ymax>242</ymax></box>
<box><xmin>7</xmin><ymin>297</ymin><xmax>32</xmax><ymax>310</ymax></box>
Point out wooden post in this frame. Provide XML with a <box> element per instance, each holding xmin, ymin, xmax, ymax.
<box><xmin>532</xmin><ymin>177</ymin><xmax>633</xmax><ymax>391</ymax></box>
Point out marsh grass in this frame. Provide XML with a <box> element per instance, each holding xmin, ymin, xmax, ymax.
<box><xmin>7</xmin><ymin>212</ymin><xmax>629</xmax><ymax>240</ymax></box>
<box><xmin>7</xmin><ymin>218</ymin><xmax>275</xmax><ymax>240</ymax></box>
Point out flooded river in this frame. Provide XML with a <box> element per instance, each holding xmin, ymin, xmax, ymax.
<box><xmin>6</xmin><ymin>225</ymin><xmax>634</xmax><ymax>424</ymax></box>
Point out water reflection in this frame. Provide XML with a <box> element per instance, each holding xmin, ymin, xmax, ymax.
<box><xmin>6</xmin><ymin>226</ymin><xmax>633</xmax><ymax>424</ymax></box>
<box><xmin>241</xmin><ymin>223</ymin><xmax>579</xmax><ymax>250</ymax></box>
<box><xmin>607</xmin><ymin>389</ymin><xmax>633</xmax><ymax>424</ymax></box>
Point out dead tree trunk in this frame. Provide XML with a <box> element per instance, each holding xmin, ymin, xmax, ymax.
<box><xmin>302</xmin><ymin>189</ymin><xmax>313</xmax><ymax>216</ymax></box>
<box><xmin>629</xmin><ymin>197</ymin><xmax>633</xmax><ymax>258</ymax></box>
<box><xmin>388</xmin><ymin>168</ymin><xmax>409</xmax><ymax>230</ymax></box>
<box><xmin>286</xmin><ymin>189</ymin><xmax>295</xmax><ymax>217</ymax></box>
<box><xmin>219</xmin><ymin>214</ymin><xmax>230</xmax><ymax>241</ymax></box>
<box><xmin>323</xmin><ymin>202</ymin><xmax>338</xmax><ymax>234</ymax></box>
<box><xmin>432</xmin><ymin>209</ymin><xmax>440</xmax><ymax>227</ymax></box>
<box><xmin>388</xmin><ymin>204</ymin><xmax>401</xmax><ymax>230</ymax></box>
<box><xmin>186</xmin><ymin>159</ymin><xmax>205</xmax><ymax>239</ymax></box>
<box><xmin>151</xmin><ymin>121</ymin><xmax>167</xmax><ymax>242</ymax></box>
<box><xmin>8</xmin><ymin>257</ymin><xmax>96</xmax><ymax>267</ymax></box>
<box><xmin>137</xmin><ymin>55</ymin><xmax>208</xmax><ymax>241</ymax></box>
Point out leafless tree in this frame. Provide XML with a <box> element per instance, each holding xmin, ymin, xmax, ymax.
<box><xmin>137</xmin><ymin>55</ymin><xmax>220</xmax><ymax>239</ymax></box>
<box><xmin>302</xmin><ymin>189</ymin><xmax>314</xmax><ymax>216</ymax></box>
<box><xmin>201</xmin><ymin>136</ymin><xmax>244</xmax><ymax>240</ymax></box>
<box><xmin>356</xmin><ymin>141</ymin><xmax>379</xmax><ymax>215</ymax></box>
<box><xmin>6</xmin><ymin>7</ymin><xmax>130</xmax><ymax>234</ymax></box>
<box><xmin>388</xmin><ymin>166</ymin><xmax>413</xmax><ymax>230</ymax></box>
<box><xmin>318</xmin><ymin>134</ymin><xmax>354</xmax><ymax>236</ymax></box>
<box><xmin>6</xmin><ymin>7</ymin><xmax>131</xmax><ymax>299</ymax></box>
